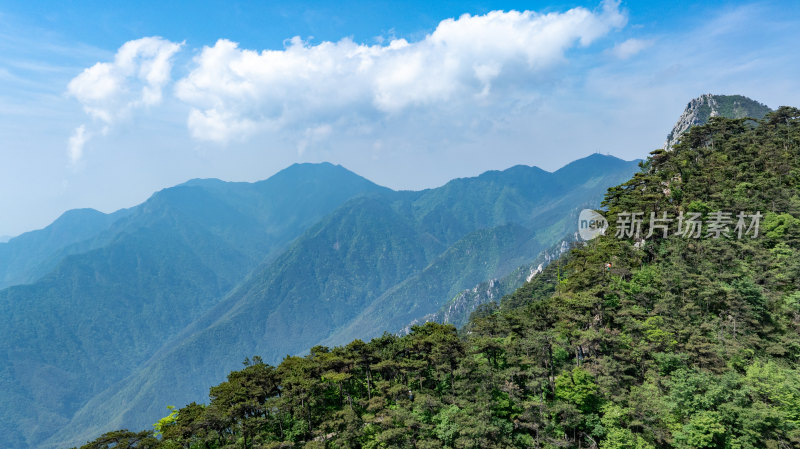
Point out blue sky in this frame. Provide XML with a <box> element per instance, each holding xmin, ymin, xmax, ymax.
<box><xmin>1</xmin><ymin>0</ymin><xmax>799</xmax><ymax>237</ymax></box>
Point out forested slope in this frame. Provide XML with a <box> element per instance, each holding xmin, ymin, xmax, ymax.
<box><xmin>0</xmin><ymin>163</ymin><xmax>388</xmax><ymax>449</ymax></box>
<box><xmin>74</xmin><ymin>109</ymin><xmax>800</xmax><ymax>448</ymax></box>
<box><xmin>47</xmin><ymin>155</ymin><xmax>638</xmax><ymax>449</ymax></box>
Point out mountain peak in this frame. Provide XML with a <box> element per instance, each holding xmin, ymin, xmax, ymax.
<box><xmin>473</xmin><ymin>164</ymin><xmax>549</xmax><ymax>181</ymax></box>
<box><xmin>256</xmin><ymin>162</ymin><xmax>390</xmax><ymax>201</ymax></box>
<box><xmin>556</xmin><ymin>152</ymin><xmax>628</xmax><ymax>168</ymax></box>
<box><xmin>552</xmin><ymin>153</ymin><xmax>639</xmax><ymax>183</ymax></box>
<box><xmin>280</xmin><ymin>161</ymin><xmax>343</xmax><ymax>175</ymax></box>
<box><xmin>664</xmin><ymin>94</ymin><xmax>772</xmax><ymax>149</ymax></box>
<box><xmin>262</xmin><ymin>162</ymin><xmax>376</xmax><ymax>186</ymax></box>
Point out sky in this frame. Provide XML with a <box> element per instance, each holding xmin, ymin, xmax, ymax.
<box><xmin>1</xmin><ymin>0</ymin><xmax>799</xmax><ymax>237</ymax></box>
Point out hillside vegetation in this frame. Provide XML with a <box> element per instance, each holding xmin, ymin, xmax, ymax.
<box><xmin>74</xmin><ymin>109</ymin><xmax>800</xmax><ymax>448</ymax></box>
<box><xmin>43</xmin><ymin>155</ymin><xmax>637</xmax><ymax>449</ymax></box>
<box><xmin>0</xmin><ymin>163</ymin><xmax>389</xmax><ymax>449</ymax></box>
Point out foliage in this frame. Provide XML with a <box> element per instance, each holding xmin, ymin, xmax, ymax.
<box><xmin>0</xmin><ymin>163</ymin><xmax>389</xmax><ymax>449</ymax></box>
<box><xmin>54</xmin><ymin>154</ymin><xmax>638</xmax><ymax>449</ymax></box>
<box><xmin>77</xmin><ymin>109</ymin><xmax>800</xmax><ymax>448</ymax></box>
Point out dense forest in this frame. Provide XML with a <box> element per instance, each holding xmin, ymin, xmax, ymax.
<box><xmin>75</xmin><ymin>108</ymin><xmax>800</xmax><ymax>449</ymax></box>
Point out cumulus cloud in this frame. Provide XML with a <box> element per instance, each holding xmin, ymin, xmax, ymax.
<box><xmin>175</xmin><ymin>0</ymin><xmax>626</xmax><ymax>143</ymax></box>
<box><xmin>67</xmin><ymin>2</ymin><xmax>628</xmax><ymax>151</ymax></box>
<box><xmin>66</xmin><ymin>37</ymin><xmax>182</xmax><ymax>161</ymax></box>
<box><xmin>610</xmin><ymin>38</ymin><xmax>653</xmax><ymax>60</ymax></box>
<box><xmin>68</xmin><ymin>36</ymin><xmax>182</xmax><ymax>123</ymax></box>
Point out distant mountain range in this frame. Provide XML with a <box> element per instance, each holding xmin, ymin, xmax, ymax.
<box><xmin>1</xmin><ymin>155</ymin><xmax>638</xmax><ymax>449</ymax></box>
<box><xmin>37</xmin><ymin>154</ymin><xmax>638</xmax><ymax>449</ymax></box>
<box><xmin>0</xmin><ymin>94</ymin><xmax>769</xmax><ymax>449</ymax></box>
<box><xmin>1</xmin><ymin>163</ymin><xmax>389</xmax><ymax>449</ymax></box>
<box><xmin>80</xmin><ymin>102</ymin><xmax>800</xmax><ymax>449</ymax></box>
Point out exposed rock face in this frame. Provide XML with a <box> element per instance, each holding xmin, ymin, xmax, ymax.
<box><xmin>664</xmin><ymin>94</ymin><xmax>772</xmax><ymax>149</ymax></box>
<box><xmin>399</xmin><ymin>237</ymin><xmax>573</xmax><ymax>334</ymax></box>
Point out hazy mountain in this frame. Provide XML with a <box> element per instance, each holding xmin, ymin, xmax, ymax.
<box><xmin>46</xmin><ymin>154</ymin><xmax>639</xmax><ymax>449</ymax></box>
<box><xmin>0</xmin><ymin>208</ymin><xmax>131</xmax><ymax>289</ymax></box>
<box><xmin>399</xmin><ymin>237</ymin><xmax>574</xmax><ymax>333</ymax></box>
<box><xmin>324</xmin><ymin>154</ymin><xmax>639</xmax><ymax>345</ymax></box>
<box><xmin>0</xmin><ymin>163</ymin><xmax>387</xmax><ymax>449</ymax></box>
<box><xmin>77</xmin><ymin>107</ymin><xmax>800</xmax><ymax>449</ymax></box>
<box><xmin>663</xmin><ymin>94</ymin><xmax>772</xmax><ymax>149</ymax></box>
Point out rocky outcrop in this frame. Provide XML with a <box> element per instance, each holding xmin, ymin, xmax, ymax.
<box><xmin>664</xmin><ymin>94</ymin><xmax>772</xmax><ymax>149</ymax></box>
<box><xmin>400</xmin><ymin>237</ymin><xmax>573</xmax><ymax>334</ymax></box>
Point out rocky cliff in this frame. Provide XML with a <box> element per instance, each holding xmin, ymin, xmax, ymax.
<box><xmin>664</xmin><ymin>94</ymin><xmax>772</xmax><ymax>149</ymax></box>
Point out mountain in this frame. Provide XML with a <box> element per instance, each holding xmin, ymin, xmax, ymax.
<box><xmin>0</xmin><ymin>235</ymin><xmax>12</xmax><ymax>243</ymax></box>
<box><xmin>0</xmin><ymin>207</ymin><xmax>131</xmax><ymax>289</ymax></box>
<box><xmin>663</xmin><ymin>94</ymin><xmax>772</xmax><ymax>149</ymax></box>
<box><xmin>47</xmin><ymin>154</ymin><xmax>639</xmax><ymax>449</ymax></box>
<box><xmin>75</xmin><ymin>107</ymin><xmax>800</xmax><ymax>449</ymax></box>
<box><xmin>400</xmin><ymin>237</ymin><xmax>573</xmax><ymax>333</ymax></box>
<box><xmin>0</xmin><ymin>163</ymin><xmax>387</xmax><ymax>449</ymax></box>
<box><xmin>324</xmin><ymin>155</ymin><xmax>644</xmax><ymax>344</ymax></box>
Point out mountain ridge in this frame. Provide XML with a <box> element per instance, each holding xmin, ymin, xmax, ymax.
<box><xmin>0</xmin><ymin>162</ymin><xmax>390</xmax><ymax>449</ymax></box>
<box><xmin>72</xmin><ymin>106</ymin><xmax>800</xmax><ymax>449</ymax></box>
<box><xmin>41</xmin><ymin>154</ymin><xmax>640</xmax><ymax>449</ymax></box>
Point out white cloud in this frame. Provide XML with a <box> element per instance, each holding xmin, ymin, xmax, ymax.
<box><xmin>66</xmin><ymin>2</ymin><xmax>628</xmax><ymax>152</ymax></box>
<box><xmin>66</xmin><ymin>36</ymin><xmax>182</xmax><ymax>162</ymax></box>
<box><xmin>186</xmin><ymin>108</ymin><xmax>259</xmax><ymax>143</ymax></box>
<box><xmin>174</xmin><ymin>1</ymin><xmax>626</xmax><ymax>143</ymax></box>
<box><xmin>297</xmin><ymin>124</ymin><xmax>333</xmax><ymax>155</ymax></box>
<box><xmin>610</xmin><ymin>38</ymin><xmax>653</xmax><ymax>59</ymax></box>
<box><xmin>68</xmin><ymin>125</ymin><xmax>88</xmax><ymax>164</ymax></box>
<box><xmin>68</xmin><ymin>36</ymin><xmax>182</xmax><ymax>123</ymax></box>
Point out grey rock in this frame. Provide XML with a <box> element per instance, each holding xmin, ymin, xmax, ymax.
<box><xmin>664</xmin><ymin>94</ymin><xmax>772</xmax><ymax>149</ymax></box>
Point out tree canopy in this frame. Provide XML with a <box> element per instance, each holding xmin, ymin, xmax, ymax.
<box><xmin>74</xmin><ymin>108</ymin><xmax>800</xmax><ymax>449</ymax></box>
